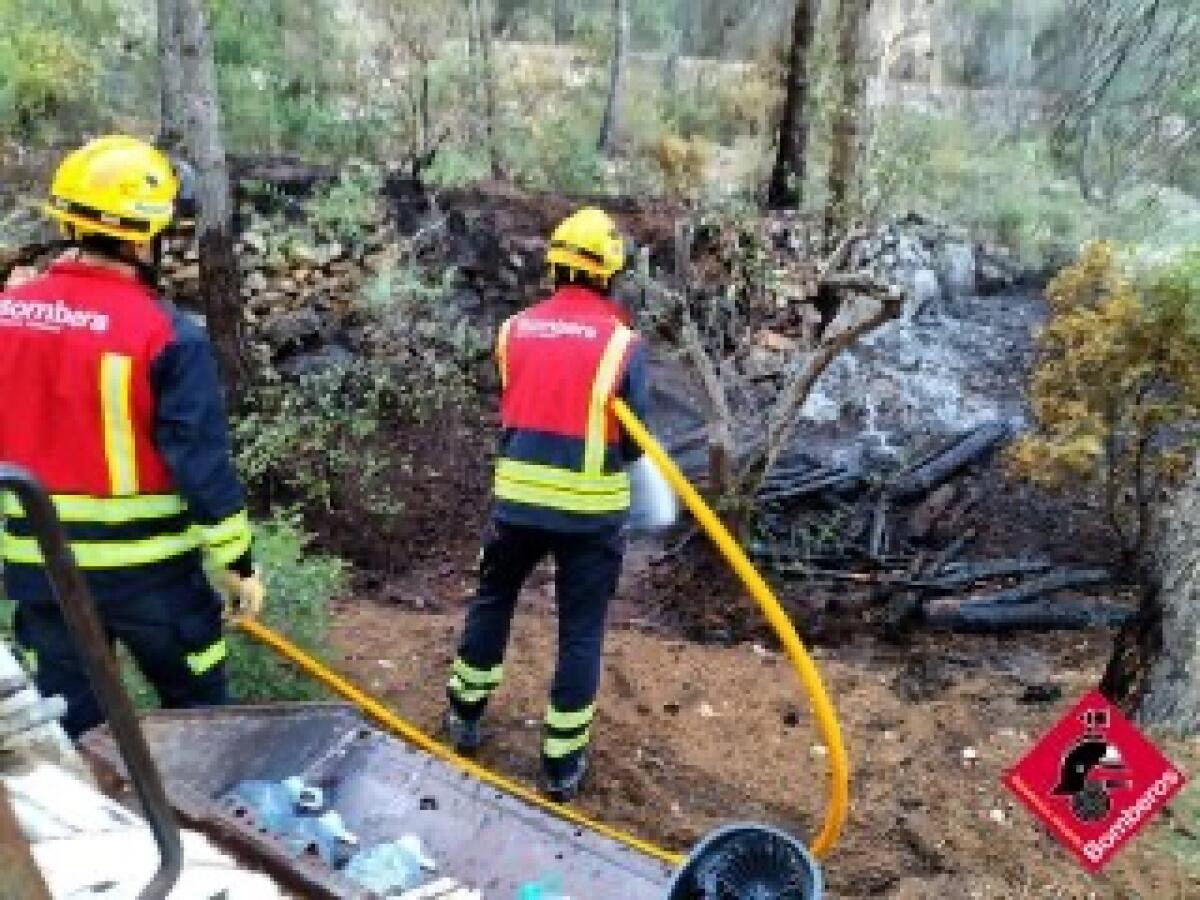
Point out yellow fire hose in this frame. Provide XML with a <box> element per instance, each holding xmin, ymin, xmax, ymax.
<box><xmin>235</xmin><ymin>399</ymin><xmax>849</xmax><ymax>867</ymax></box>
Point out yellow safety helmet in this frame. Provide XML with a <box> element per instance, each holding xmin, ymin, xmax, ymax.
<box><xmin>546</xmin><ymin>207</ymin><xmax>625</xmax><ymax>282</ymax></box>
<box><xmin>45</xmin><ymin>135</ymin><xmax>179</xmax><ymax>243</ymax></box>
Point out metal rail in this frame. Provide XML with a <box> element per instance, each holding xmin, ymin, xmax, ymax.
<box><xmin>0</xmin><ymin>465</ymin><xmax>182</xmax><ymax>899</ymax></box>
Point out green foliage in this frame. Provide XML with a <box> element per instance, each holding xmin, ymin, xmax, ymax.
<box><xmin>307</xmin><ymin>161</ymin><xmax>383</xmax><ymax>244</ymax></box>
<box><xmin>859</xmin><ymin>110</ymin><xmax>1190</xmax><ymax>268</ymax></box>
<box><xmin>0</xmin><ymin>29</ymin><xmax>96</xmax><ymax>139</ymax></box>
<box><xmin>1010</xmin><ymin>243</ymin><xmax>1200</xmax><ymax>569</ymax></box>
<box><xmin>227</xmin><ymin>514</ymin><xmax>344</xmax><ymax>702</ymax></box>
<box><xmin>234</xmin><ymin>360</ymin><xmax>408</xmax><ymax>519</ymax></box>
<box><xmin>0</xmin><ymin>0</ymin><xmax>139</xmax><ymax>142</ymax></box>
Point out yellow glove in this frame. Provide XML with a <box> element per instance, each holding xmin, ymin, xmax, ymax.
<box><xmin>213</xmin><ymin>568</ymin><xmax>266</xmax><ymax>621</ymax></box>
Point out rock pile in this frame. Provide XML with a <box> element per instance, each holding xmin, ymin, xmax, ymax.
<box><xmin>841</xmin><ymin>212</ymin><xmax>1024</xmax><ymax>319</ymax></box>
<box><xmin>158</xmin><ymin>212</ymin><xmax>401</xmax><ymax>361</ymax></box>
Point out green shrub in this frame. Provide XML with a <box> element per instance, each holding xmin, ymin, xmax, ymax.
<box><xmin>226</xmin><ymin>514</ymin><xmax>345</xmax><ymax>703</ymax></box>
<box><xmin>234</xmin><ymin>360</ymin><xmax>408</xmax><ymax>519</ymax></box>
<box><xmin>0</xmin><ymin>20</ymin><xmax>99</xmax><ymax>140</ymax></box>
<box><xmin>307</xmin><ymin>161</ymin><xmax>383</xmax><ymax>244</ymax></box>
<box><xmin>859</xmin><ymin>109</ymin><xmax>1187</xmax><ymax>268</ymax></box>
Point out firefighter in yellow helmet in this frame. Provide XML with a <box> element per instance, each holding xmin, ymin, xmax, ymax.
<box><xmin>444</xmin><ymin>207</ymin><xmax>651</xmax><ymax>801</ymax></box>
<box><xmin>0</xmin><ymin>136</ymin><xmax>262</xmax><ymax>737</ymax></box>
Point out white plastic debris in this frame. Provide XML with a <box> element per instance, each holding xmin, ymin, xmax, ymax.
<box><xmin>316</xmin><ymin>809</ymin><xmax>359</xmax><ymax>846</ymax></box>
<box><xmin>400</xmin><ymin>879</ymin><xmax>482</xmax><ymax>899</ymax></box>
<box><xmin>988</xmin><ymin>808</ymin><xmax>1006</xmax><ymax>824</ymax></box>
<box><xmin>344</xmin><ymin>833</ymin><xmax>437</xmax><ymax>894</ymax></box>
<box><xmin>962</xmin><ymin>746</ymin><xmax>979</xmax><ymax>762</ymax></box>
<box><xmin>281</xmin><ymin>775</ymin><xmax>324</xmax><ymax>812</ymax></box>
<box><xmin>4</xmin><ymin>761</ymin><xmax>285</xmax><ymax>899</ymax></box>
<box><xmin>627</xmin><ymin>456</ymin><xmax>678</xmax><ymax>534</ymax></box>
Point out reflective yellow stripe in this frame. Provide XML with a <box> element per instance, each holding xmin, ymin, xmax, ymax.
<box><xmin>494</xmin><ymin>479</ymin><xmax>630</xmax><ymax>513</ymax></box>
<box><xmin>584</xmin><ymin>326</ymin><xmax>634</xmax><ymax>475</ymax></box>
<box><xmin>100</xmin><ymin>353</ymin><xmax>138</xmax><ymax>497</ymax></box>
<box><xmin>206</xmin><ymin>533</ymin><xmax>251</xmax><ymax>569</ymax></box>
<box><xmin>453</xmin><ymin>657</ymin><xmax>504</xmax><ymax>687</ymax></box>
<box><xmin>2</xmin><ymin>493</ymin><xmax>187</xmax><ymax>522</ymax></box>
<box><xmin>447</xmin><ymin>678</ymin><xmax>492</xmax><ymax>704</ymax></box>
<box><xmin>2</xmin><ymin>529</ymin><xmax>201</xmax><ymax>568</ymax></box>
<box><xmin>186</xmin><ymin>638</ymin><xmax>227</xmax><ymax>675</ymax></box>
<box><xmin>494</xmin><ymin>461</ymin><xmax>630</xmax><ymax>514</ymax></box>
<box><xmin>201</xmin><ymin>510</ymin><xmax>252</xmax><ymax>568</ymax></box>
<box><xmin>496</xmin><ymin>317</ymin><xmax>514</xmax><ymax>389</ymax></box>
<box><xmin>448</xmin><ymin>658</ymin><xmax>504</xmax><ymax>705</ymax></box>
<box><xmin>546</xmin><ymin>704</ymin><xmax>595</xmax><ymax>731</ymax></box>
<box><xmin>495</xmin><ymin>460</ymin><xmax>629</xmax><ymax>496</ymax></box>
<box><xmin>544</xmin><ymin>730</ymin><xmax>591</xmax><ymax>759</ymax></box>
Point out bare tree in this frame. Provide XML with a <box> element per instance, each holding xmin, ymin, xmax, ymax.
<box><xmin>1041</xmin><ymin>0</ymin><xmax>1200</xmax><ymax>200</ymax></box>
<box><xmin>468</xmin><ymin>0</ymin><xmax>502</xmax><ymax>177</ymax></box>
<box><xmin>156</xmin><ymin>0</ymin><xmax>185</xmax><ymax>155</ymax></box>
<box><xmin>171</xmin><ymin>0</ymin><xmax>245</xmax><ymax>391</ymax></box>
<box><xmin>642</xmin><ymin>226</ymin><xmax>902</xmax><ymax>506</ymax></box>
<box><xmin>767</xmin><ymin>0</ymin><xmax>818</xmax><ymax>209</ymax></box>
<box><xmin>825</xmin><ymin>0</ymin><xmax>875</xmax><ymax>242</ymax></box>
<box><xmin>598</xmin><ymin>0</ymin><xmax>629</xmax><ymax>155</ymax></box>
<box><xmin>552</xmin><ymin>0</ymin><xmax>572</xmax><ymax>44</ymax></box>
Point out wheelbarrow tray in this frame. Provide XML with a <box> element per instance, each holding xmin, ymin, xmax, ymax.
<box><xmin>80</xmin><ymin>702</ymin><xmax>672</xmax><ymax>899</ymax></box>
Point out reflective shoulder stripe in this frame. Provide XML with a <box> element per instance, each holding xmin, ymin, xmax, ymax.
<box><xmin>1</xmin><ymin>528</ymin><xmax>202</xmax><ymax>568</ymax></box>
<box><xmin>100</xmin><ymin>352</ymin><xmax>138</xmax><ymax>497</ymax></box>
<box><xmin>186</xmin><ymin>638</ymin><xmax>227</xmax><ymax>675</ymax></box>
<box><xmin>584</xmin><ymin>325</ymin><xmax>635</xmax><ymax>474</ymax></box>
<box><xmin>496</xmin><ymin>317</ymin><xmax>515</xmax><ymax>389</ymax></box>
<box><xmin>2</xmin><ymin>493</ymin><xmax>187</xmax><ymax>523</ymax></box>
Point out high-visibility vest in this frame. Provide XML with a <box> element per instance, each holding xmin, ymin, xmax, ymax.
<box><xmin>0</xmin><ymin>261</ymin><xmax>248</xmax><ymax>571</ymax></box>
<box><xmin>493</xmin><ymin>287</ymin><xmax>639</xmax><ymax>518</ymax></box>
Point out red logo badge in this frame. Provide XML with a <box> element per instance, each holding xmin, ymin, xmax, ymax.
<box><xmin>1003</xmin><ymin>690</ymin><xmax>1187</xmax><ymax>872</ymax></box>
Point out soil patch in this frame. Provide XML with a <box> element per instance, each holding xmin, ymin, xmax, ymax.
<box><xmin>329</xmin><ymin>579</ymin><xmax>1199</xmax><ymax>899</ymax></box>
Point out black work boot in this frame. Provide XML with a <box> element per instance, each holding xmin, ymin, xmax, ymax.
<box><xmin>542</xmin><ymin>749</ymin><xmax>589</xmax><ymax>803</ymax></box>
<box><xmin>442</xmin><ymin>707</ymin><xmax>483</xmax><ymax>756</ymax></box>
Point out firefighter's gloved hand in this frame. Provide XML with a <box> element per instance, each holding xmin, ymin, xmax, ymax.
<box><xmin>214</xmin><ymin>567</ymin><xmax>266</xmax><ymax>620</ymax></box>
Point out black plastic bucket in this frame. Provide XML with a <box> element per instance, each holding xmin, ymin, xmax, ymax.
<box><xmin>665</xmin><ymin>823</ymin><xmax>824</xmax><ymax>900</ymax></box>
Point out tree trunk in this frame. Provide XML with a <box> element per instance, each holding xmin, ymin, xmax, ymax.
<box><xmin>767</xmin><ymin>0</ymin><xmax>818</xmax><ymax>209</ymax></box>
<box><xmin>597</xmin><ymin>0</ymin><xmax>629</xmax><ymax>155</ymax></box>
<box><xmin>493</xmin><ymin>0</ymin><xmax>519</xmax><ymax>36</ymax></box>
<box><xmin>1105</xmin><ymin>457</ymin><xmax>1200</xmax><ymax>733</ymax></box>
<box><xmin>156</xmin><ymin>0</ymin><xmax>186</xmax><ymax>155</ymax></box>
<box><xmin>477</xmin><ymin>0</ymin><xmax>502</xmax><ymax>177</ymax></box>
<box><xmin>825</xmin><ymin>0</ymin><xmax>875</xmax><ymax>242</ymax></box>
<box><xmin>552</xmin><ymin>0</ymin><xmax>572</xmax><ymax>44</ymax></box>
<box><xmin>175</xmin><ymin>0</ymin><xmax>245</xmax><ymax>394</ymax></box>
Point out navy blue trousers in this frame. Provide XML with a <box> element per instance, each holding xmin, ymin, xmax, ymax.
<box><xmin>454</xmin><ymin>520</ymin><xmax>624</xmax><ymax>719</ymax></box>
<box><xmin>10</xmin><ymin>566</ymin><xmax>228</xmax><ymax>738</ymax></box>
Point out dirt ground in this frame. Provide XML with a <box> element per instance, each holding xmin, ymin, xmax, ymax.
<box><xmin>329</xmin><ymin>554</ymin><xmax>1200</xmax><ymax>900</ymax></box>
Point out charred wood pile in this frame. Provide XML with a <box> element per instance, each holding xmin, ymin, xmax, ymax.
<box><xmin>743</xmin><ymin>424</ymin><xmax>1134</xmax><ymax>636</ymax></box>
